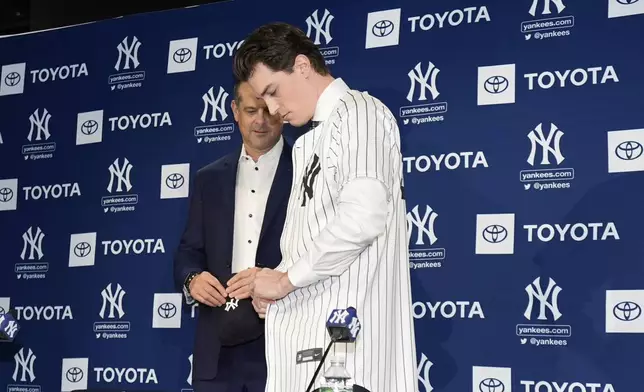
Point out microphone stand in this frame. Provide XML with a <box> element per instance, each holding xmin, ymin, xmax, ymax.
<box><xmin>305</xmin><ymin>339</ymin><xmax>335</xmax><ymax>392</ymax></box>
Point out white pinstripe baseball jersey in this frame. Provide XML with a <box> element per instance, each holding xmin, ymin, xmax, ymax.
<box><xmin>264</xmin><ymin>78</ymin><xmax>417</xmax><ymax>392</ymax></box>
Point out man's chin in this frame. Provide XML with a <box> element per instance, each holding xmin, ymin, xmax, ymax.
<box><xmin>288</xmin><ymin>119</ymin><xmax>308</xmax><ymax>128</ymax></box>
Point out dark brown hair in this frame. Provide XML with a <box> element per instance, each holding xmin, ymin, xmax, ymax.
<box><xmin>233</xmin><ymin>22</ymin><xmax>329</xmax><ymax>82</ymax></box>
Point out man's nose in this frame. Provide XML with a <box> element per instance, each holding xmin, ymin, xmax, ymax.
<box><xmin>265</xmin><ymin>99</ymin><xmax>279</xmax><ymax>116</ymax></box>
<box><xmin>254</xmin><ymin>110</ymin><xmax>266</xmax><ymax>125</ymax></box>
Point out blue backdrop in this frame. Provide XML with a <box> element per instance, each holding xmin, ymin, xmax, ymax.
<box><xmin>1</xmin><ymin>0</ymin><xmax>643</xmax><ymax>391</ymax></box>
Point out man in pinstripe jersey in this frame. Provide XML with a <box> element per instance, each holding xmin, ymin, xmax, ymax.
<box><xmin>233</xmin><ymin>22</ymin><xmax>418</xmax><ymax>392</ymax></box>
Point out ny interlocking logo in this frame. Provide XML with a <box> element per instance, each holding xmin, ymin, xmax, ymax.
<box><xmin>301</xmin><ymin>154</ymin><xmax>321</xmax><ymax>207</ymax></box>
<box><xmin>520</xmin><ymin>123</ymin><xmax>574</xmax><ymax>191</ymax></box>
<box><xmin>307</xmin><ymin>9</ymin><xmax>333</xmax><ymax>45</ymax></box>
<box><xmin>329</xmin><ymin>309</ymin><xmax>349</xmax><ymax>323</ymax></box>
<box><xmin>21</xmin><ymin>226</ymin><xmax>44</xmax><ymax>261</ymax></box>
<box><xmin>107</xmin><ymin>157</ymin><xmax>133</xmax><ymax>193</ymax></box>
<box><xmin>23</xmin><ymin>108</ymin><xmax>56</xmax><ymax>160</ymax></box>
<box><xmin>417</xmin><ymin>353</ymin><xmax>433</xmax><ymax>392</ymax></box>
<box><xmin>95</xmin><ymin>283</ymin><xmax>130</xmax><ymax>339</ymax></box>
<box><xmin>529</xmin><ymin>0</ymin><xmax>566</xmax><ymax>17</ymax></box>
<box><xmin>516</xmin><ymin>277</ymin><xmax>571</xmax><ymax>346</ymax></box>
<box><xmin>102</xmin><ymin>157</ymin><xmax>138</xmax><ymax>213</ymax></box>
<box><xmin>407</xmin><ymin>62</ymin><xmax>439</xmax><ymax>102</ymax></box>
<box><xmin>527</xmin><ymin>123</ymin><xmax>564</xmax><ymax>166</ymax></box>
<box><xmin>12</xmin><ymin>348</ymin><xmax>37</xmax><ymax>386</ymax></box>
<box><xmin>0</xmin><ymin>62</ymin><xmax>26</xmax><ymax>96</ymax></box>
<box><xmin>115</xmin><ymin>36</ymin><xmax>141</xmax><ymax>71</ymax></box>
<box><xmin>225</xmin><ymin>297</ymin><xmax>239</xmax><ymax>312</ymax></box>
<box><xmin>16</xmin><ymin>226</ymin><xmax>49</xmax><ymax>280</ymax></box>
<box><xmin>194</xmin><ymin>86</ymin><xmax>235</xmax><ymax>143</ymax></box>
<box><xmin>522</xmin><ymin>0</ymin><xmax>573</xmax><ymax>40</ymax></box>
<box><xmin>305</xmin><ymin>9</ymin><xmax>339</xmax><ymax>65</ymax></box>
<box><xmin>400</xmin><ymin>61</ymin><xmax>447</xmax><ymax>125</ymax></box>
<box><xmin>407</xmin><ymin>205</ymin><xmax>438</xmax><ymax>246</ymax></box>
<box><xmin>525</xmin><ymin>277</ymin><xmax>562</xmax><ymax>321</ymax></box>
<box><xmin>27</xmin><ymin>109</ymin><xmax>51</xmax><ymax>142</ymax></box>
<box><xmin>100</xmin><ymin>283</ymin><xmax>126</xmax><ymax>319</ymax></box>
<box><xmin>109</xmin><ymin>36</ymin><xmax>145</xmax><ymax>90</ymax></box>
<box><xmin>406</xmin><ymin>205</ymin><xmax>446</xmax><ymax>267</ymax></box>
<box><xmin>201</xmin><ymin>86</ymin><xmax>228</xmax><ymax>123</ymax></box>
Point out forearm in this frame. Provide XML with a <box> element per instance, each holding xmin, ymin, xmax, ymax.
<box><xmin>287</xmin><ymin>177</ymin><xmax>389</xmax><ymax>288</ymax></box>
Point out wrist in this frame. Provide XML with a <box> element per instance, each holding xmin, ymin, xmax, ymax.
<box><xmin>184</xmin><ymin>271</ymin><xmax>201</xmax><ymax>292</ymax></box>
<box><xmin>279</xmin><ymin>271</ymin><xmax>295</xmax><ymax>295</ymax></box>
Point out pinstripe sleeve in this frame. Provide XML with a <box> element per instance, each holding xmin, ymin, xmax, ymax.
<box><xmin>286</xmin><ymin>93</ymin><xmax>397</xmax><ymax>288</ymax></box>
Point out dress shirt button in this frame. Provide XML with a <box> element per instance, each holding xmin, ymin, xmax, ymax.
<box><xmin>249</xmin><ymin>213</ymin><xmax>253</xmax><ymax>218</ymax></box>
<box><xmin>248</xmin><ymin>239</ymin><xmax>252</xmax><ymax>244</ymax></box>
<box><xmin>251</xmin><ymin>190</ymin><xmax>255</xmax><ymax>193</ymax></box>
<box><xmin>255</xmin><ymin>167</ymin><xmax>259</xmax><ymax>171</ymax></box>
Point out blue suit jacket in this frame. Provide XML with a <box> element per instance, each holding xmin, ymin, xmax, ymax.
<box><xmin>173</xmin><ymin>142</ymin><xmax>292</xmax><ymax>380</ymax></box>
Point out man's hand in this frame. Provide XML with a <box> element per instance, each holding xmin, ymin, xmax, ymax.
<box><xmin>251</xmin><ymin>296</ymin><xmax>273</xmax><ymax>319</ymax></box>
<box><xmin>226</xmin><ymin>267</ymin><xmax>259</xmax><ymax>299</ymax></box>
<box><xmin>189</xmin><ymin>271</ymin><xmax>228</xmax><ymax>307</ymax></box>
<box><xmin>251</xmin><ymin>268</ymin><xmax>296</xmax><ymax>300</ymax></box>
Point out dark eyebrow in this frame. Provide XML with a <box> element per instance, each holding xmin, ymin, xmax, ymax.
<box><xmin>260</xmin><ymin>83</ymin><xmax>273</xmax><ymax>97</ymax></box>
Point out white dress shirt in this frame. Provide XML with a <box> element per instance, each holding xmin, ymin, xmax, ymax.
<box><xmin>231</xmin><ymin>136</ymin><xmax>284</xmax><ymax>273</ymax></box>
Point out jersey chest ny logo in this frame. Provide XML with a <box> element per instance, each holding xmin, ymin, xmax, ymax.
<box><xmin>301</xmin><ymin>153</ymin><xmax>321</xmax><ymax>206</ymax></box>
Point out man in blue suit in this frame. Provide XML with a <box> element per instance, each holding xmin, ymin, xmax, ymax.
<box><xmin>173</xmin><ymin>78</ymin><xmax>292</xmax><ymax>392</ymax></box>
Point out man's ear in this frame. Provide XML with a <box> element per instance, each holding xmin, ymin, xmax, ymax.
<box><xmin>231</xmin><ymin>99</ymin><xmax>240</xmax><ymax>122</ymax></box>
<box><xmin>294</xmin><ymin>54</ymin><xmax>311</xmax><ymax>78</ymax></box>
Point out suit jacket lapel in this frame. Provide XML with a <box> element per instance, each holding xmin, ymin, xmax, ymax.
<box><xmin>220</xmin><ymin>151</ymin><xmax>240</xmax><ymax>264</ymax></box>
<box><xmin>259</xmin><ymin>144</ymin><xmax>292</xmax><ymax>244</ymax></box>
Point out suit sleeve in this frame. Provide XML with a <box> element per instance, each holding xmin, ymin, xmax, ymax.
<box><xmin>173</xmin><ymin>169</ymin><xmax>207</xmax><ymax>304</ymax></box>
<box><xmin>287</xmin><ymin>94</ymin><xmax>399</xmax><ymax>288</ymax></box>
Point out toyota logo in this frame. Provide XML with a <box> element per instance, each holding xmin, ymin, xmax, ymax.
<box><xmin>482</xmin><ymin>225</ymin><xmax>507</xmax><ymax>243</ymax></box>
<box><xmin>81</xmin><ymin>119</ymin><xmax>99</xmax><ymax>135</ymax></box>
<box><xmin>479</xmin><ymin>377</ymin><xmax>504</xmax><ymax>392</ymax></box>
<box><xmin>166</xmin><ymin>173</ymin><xmax>185</xmax><ymax>189</ymax></box>
<box><xmin>66</xmin><ymin>367</ymin><xmax>84</xmax><ymax>383</ymax></box>
<box><xmin>158</xmin><ymin>302</ymin><xmax>177</xmax><ymax>319</ymax></box>
<box><xmin>74</xmin><ymin>242</ymin><xmax>92</xmax><ymax>257</ymax></box>
<box><xmin>173</xmin><ymin>48</ymin><xmax>192</xmax><ymax>64</ymax></box>
<box><xmin>4</xmin><ymin>72</ymin><xmax>20</xmax><ymax>87</ymax></box>
<box><xmin>613</xmin><ymin>301</ymin><xmax>641</xmax><ymax>321</ymax></box>
<box><xmin>484</xmin><ymin>76</ymin><xmax>509</xmax><ymax>94</ymax></box>
<box><xmin>372</xmin><ymin>20</ymin><xmax>394</xmax><ymax>37</ymax></box>
<box><xmin>0</xmin><ymin>187</ymin><xmax>14</xmax><ymax>203</ymax></box>
<box><xmin>615</xmin><ymin>141</ymin><xmax>643</xmax><ymax>161</ymax></box>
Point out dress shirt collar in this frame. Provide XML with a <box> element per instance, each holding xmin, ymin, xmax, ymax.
<box><xmin>311</xmin><ymin>78</ymin><xmax>350</xmax><ymax>122</ymax></box>
<box><xmin>239</xmin><ymin>135</ymin><xmax>284</xmax><ymax>164</ymax></box>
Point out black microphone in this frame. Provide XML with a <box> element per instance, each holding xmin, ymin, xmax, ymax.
<box><xmin>305</xmin><ymin>307</ymin><xmax>361</xmax><ymax>392</ymax></box>
<box><xmin>0</xmin><ymin>309</ymin><xmax>20</xmax><ymax>342</ymax></box>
